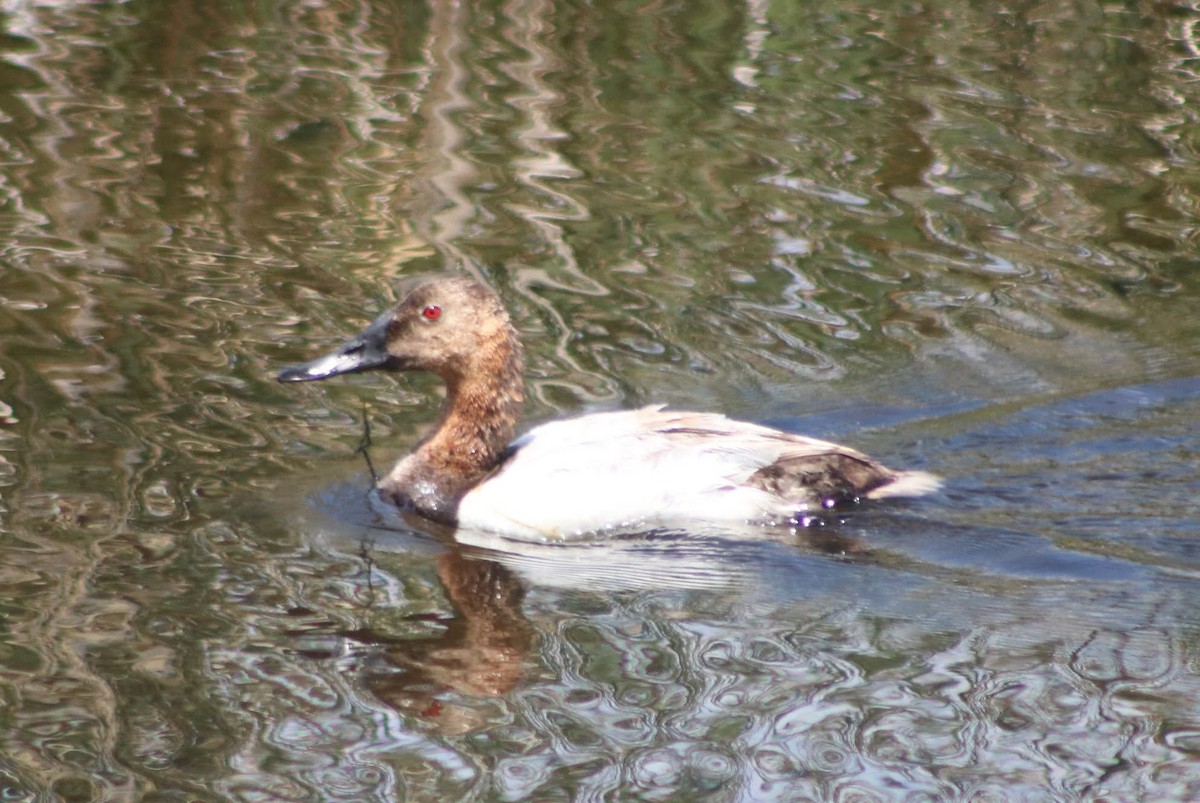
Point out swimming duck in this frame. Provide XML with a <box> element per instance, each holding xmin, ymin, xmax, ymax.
<box><xmin>278</xmin><ymin>276</ymin><xmax>939</xmax><ymax>540</ymax></box>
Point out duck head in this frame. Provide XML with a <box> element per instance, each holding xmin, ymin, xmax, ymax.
<box><xmin>278</xmin><ymin>276</ymin><xmax>519</xmax><ymax>385</ymax></box>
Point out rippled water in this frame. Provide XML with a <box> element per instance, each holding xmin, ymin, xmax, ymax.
<box><xmin>1</xmin><ymin>1</ymin><xmax>1199</xmax><ymax>800</ymax></box>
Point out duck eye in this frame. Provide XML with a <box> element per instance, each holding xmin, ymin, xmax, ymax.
<box><xmin>421</xmin><ymin>305</ymin><xmax>442</xmax><ymax>321</ymax></box>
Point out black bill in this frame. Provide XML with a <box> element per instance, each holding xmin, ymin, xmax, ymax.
<box><xmin>277</xmin><ymin>309</ymin><xmax>394</xmax><ymax>382</ymax></box>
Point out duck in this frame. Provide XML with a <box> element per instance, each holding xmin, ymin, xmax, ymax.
<box><xmin>278</xmin><ymin>276</ymin><xmax>940</xmax><ymax>541</ymax></box>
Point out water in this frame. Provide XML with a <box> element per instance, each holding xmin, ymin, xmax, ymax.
<box><xmin>0</xmin><ymin>1</ymin><xmax>1198</xmax><ymax>800</ymax></box>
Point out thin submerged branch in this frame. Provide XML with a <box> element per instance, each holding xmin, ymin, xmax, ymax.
<box><xmin>355</xmin><ymin>401</ymin><xmax>379</xmax><ymax>483</ymax></box>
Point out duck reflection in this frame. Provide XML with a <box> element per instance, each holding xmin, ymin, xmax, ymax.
<box><xmin>330</xmin><ymin>511</ymin><xmax>872</xmax><ymax>733</ymax></box>
<box><xmin>453</xmin><ymin>521</ymin><xmax>871</xmax><ymax>593</ymax></box>
<box><xmin>336</xmin><ymin>548</ymin><xmax>533</xmax><ymax>732</ymax></box>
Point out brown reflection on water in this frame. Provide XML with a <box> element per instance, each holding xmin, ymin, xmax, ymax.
<box><xmin>353</xmin><ymin>551</ymin><xmax>535</xmax><ymax>735</ymax></box>
<box><xmin>0</xmin><ymin>493</ymin><xmax>138</xmax><ymax>801</ymax></box>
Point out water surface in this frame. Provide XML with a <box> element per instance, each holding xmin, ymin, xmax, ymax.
<box><xmin>0</xmin><ymin>1</ymin><xmax>1198</xmax><ymax>800</ymax></box>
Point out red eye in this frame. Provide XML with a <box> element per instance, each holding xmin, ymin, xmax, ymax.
<box><xmin>421</xmin><ymin>305</ymin><xmax>442</xmax><ymax>321</ymax></box>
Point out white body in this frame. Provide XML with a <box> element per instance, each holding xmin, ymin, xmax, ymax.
<box><xmin>455</xmin><ymin>406</ymin><xmax>938</xmax><ymax>541</ymax></box>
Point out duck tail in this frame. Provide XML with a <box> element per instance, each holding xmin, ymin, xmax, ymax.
<box><xmin>865</xmin><ymin>469</ymin><xmax>942</xmax><ymax>500</ymax></box>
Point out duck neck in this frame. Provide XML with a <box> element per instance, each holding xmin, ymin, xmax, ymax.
<box><xmin>381</xmin><ymin>329</ymin><xmax>525</xmax><ymax>520</ymax></box>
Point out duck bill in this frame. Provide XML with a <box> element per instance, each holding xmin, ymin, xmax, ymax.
<box><xmin>277</xmin><ymin>310</ymin><xmax>394</xmax><ymax>383</ymax></box>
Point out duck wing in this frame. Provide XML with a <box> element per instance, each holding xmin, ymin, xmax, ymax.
<box><xmin>628</xmin><ymin>407</ymin><xmax>938</xmax><ymax>502</ymax></box>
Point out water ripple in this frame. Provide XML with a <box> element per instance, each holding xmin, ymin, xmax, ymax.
<box><xmin>0</xmin><ymin>2</ymin><xmax>1198</xmax><ymax>800</ymax></box>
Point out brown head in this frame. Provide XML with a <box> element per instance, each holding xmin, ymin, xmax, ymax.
<box><xmin>278</xmin><ymin>276</ymin><xmax>523</xmax><ymax>386</ymax></box>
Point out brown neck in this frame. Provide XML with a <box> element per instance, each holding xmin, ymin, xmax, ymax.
<box><xmin>421</xmin><ymin>335</ymin><xmax>525</xmax><ymax>479</ymax></box>
<box><xmin>381</xmin><ymin>327</ymin><xmax>525</xmax><ymax>519</ymax></box>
